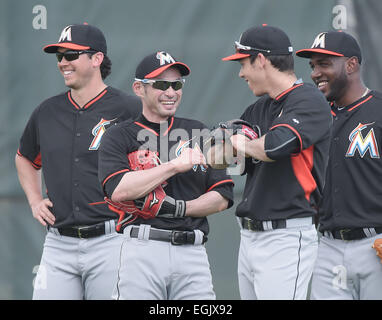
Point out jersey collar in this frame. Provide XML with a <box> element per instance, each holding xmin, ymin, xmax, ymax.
<box><xmin>274</xmin><ymin>82</ymin><xmax>304</xmax><ymax>103</ymax></box>
<box><xmin>134</xmin><ymin>114</ymin><xmax>174</xmax><ymax>136</ymax></box>
<box><xmin>67</xmin><ymin>87</ymin><xmax>108</xmax><ymax>110</ymax></box>
<box><xmin>330</xmin><ymin>91</ymin><xmax>373</xmax><ymax>116</ymax></box>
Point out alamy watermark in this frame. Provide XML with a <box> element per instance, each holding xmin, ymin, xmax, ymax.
<box><xmin>32</xmin><ymin>264</ymin><xmax>47</xmax><ymax>290</ymax></box>
<box><xmin>136</xmin><ymin>123</ymin><xmax>245</xmax><ymax>175</ymax></box>
<box><xmin>332</xmin><ymin>264</ymin><xmax>348</xmax><ymax>290</ymax></box>
<box><xmin>32</xmin><ymin>5</ymin><xmax>47</xmax><ymax>30</ymax></box>
<box><xmin>332</xmin><ymin>4</ymin><xmax>347</xmax><ymax>30</ymax></box>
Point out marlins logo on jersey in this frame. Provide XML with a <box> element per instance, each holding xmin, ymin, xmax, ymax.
<box><xmin>346</xmin><ymin>122</ymin><xmax>380</xmax><ymax>158</ymax></box>
<box><xmin>89</xmin><ymin>118</ymin><xmax>116</xmax><ymax>150</ymax></box>
<box><xmin>175</xmin><ymin>138</ymin><xmax>207</xmax><ymax>172</ymax></box>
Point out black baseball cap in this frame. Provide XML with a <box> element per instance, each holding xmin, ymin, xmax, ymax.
<box><xmin>135</xmin><ymin>51</ymin><xmax>190</xmax><ymax>79</ymax></box>
<box><xmin>296</xmin><ymin>31</ymin><xmax>362</xmax><ymax>64</ymax></box>
<box><xmin>43</xmin><ymin>23</ymin><xmax>107</xmax><ymax>54</ymax></box>
<box><xmin>222</xmin><ymin>24</ymin><xmax>294</xmax><ymax>61</ymax></box>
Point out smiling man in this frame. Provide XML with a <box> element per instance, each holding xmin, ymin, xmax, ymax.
<box><xmin>297</xmin><ymin>31</ymin><xmax>382</xmax><ymax>300</ymax></box>
<box><xmin>220</xmin><ymin>25</ymin><xmax>332</xmax><ymax>300</ymax></box>
<box><xmin>15</xmin><ymin>23</ymin><xmax>141</xmax><ymax>299</ymax></box>
<box><xmin>98</xmin><ymin>51</ymin><xmax>234</xmax><ymax>300</ymax></box>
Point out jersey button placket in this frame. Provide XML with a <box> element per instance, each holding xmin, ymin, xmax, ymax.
<box><xmin>73</xmin><ymin>109</ymin><xmax>83</xmax><ymax>218</ymax></box>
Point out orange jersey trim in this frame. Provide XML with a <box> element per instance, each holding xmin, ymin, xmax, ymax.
<box><xmin>206</xmin><ymin>179</ymin><xmax>234</xmax><ymax>193</ymax></box>
<box><xmin>275</xmin><ymin>84</ymin><xmax>303</xmax><ymax>101</ymax></box>
<box><xmin>67</xmin><ymin>88</ymin><xmax>108</xmax><ymax>110</ymax></box>
<box><xmin>134</xmin><ymin>122</ymin><xmax>159</xmax><ymax>136</ymax></box>
<box><xmin>17</xmin><ymin>149</ymin><xmax>42</xmax><ymax>169</ymax></box>
<box><xmin>331</xmin><ymin>96</ymin><xmax>372</xmax><ymax>114</ymax></box>
<box><xmin>89</xmin><ymin>201</ymin><xmax>106</xmax><ymax>205</ymax></box>
<box><xmin>347</xmin><ymin>95</ymin><xmax>373</xmax><ymax>112</ymax></box>
<box><xmin>134</xmin><ymin>117</ymin><xmax>174</xmax><ymax>136</ymax></box>
<box><xmin>162</xmin><ymin>117</ymin><xmax>174</xmax><ymax>136</ymax></box>
<box><xmin>291</xmin><ymin>145</ymin><xmax>316</xmax><ymax>202</ymax></box>
<box><xmin>269</xmin><ymin>124</ymin><xmax>303</xmax><ymax>153</ymax></box>
<box><xmin>103</xmin><ymin>169</ymin><xmax>130</xmax><ymax>186</ymax></box>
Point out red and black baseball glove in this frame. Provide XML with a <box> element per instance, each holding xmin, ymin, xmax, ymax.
<box><xmin>105</xmin><ymin>149</ymin><xmax>186</xmax><ymax>232</ymax></box>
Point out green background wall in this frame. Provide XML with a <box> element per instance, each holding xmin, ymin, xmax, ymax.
<box><xmin>1</xmin><ymin>0</ymin><xmax>379</xmax><ymax>299</ymax></box>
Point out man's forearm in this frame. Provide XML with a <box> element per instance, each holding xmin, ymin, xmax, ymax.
<box><xmin>231</xmin><ymin>135</ymin><xmax>273</xmax><ymax>162</ymax></box>
<box><xmin>15</xmin><ymin>154</ymin><xmax>44</xmax><ymax>207</ymax></box>
<box><xmin>185</xmin><ymin>191</ymin><xmax>228</xmax><ymax>217</ymax></box>
<box><xmin>111</xmin><ymin>162</ymin><xmax>178</xmax><ymax>202</ymax></box>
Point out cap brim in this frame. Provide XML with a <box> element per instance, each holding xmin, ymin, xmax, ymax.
<box><xmin>296</xmin><ymin>48</ymin><xmax>344</xmax><ymax>58</ymax></box>
<box><xmin>145</xmin><ymin>62</ymin><xmax>191</xmax><ymax>79</ymax></box>
<box><xmin>43</xmin><ymin>42</ymin><xmax>91</xmax><ymax>53</ymax></box>
<box><xmin>222</xmin><ymin>52</ymin><xmax>251</xmax><ymax>61</ymax></box>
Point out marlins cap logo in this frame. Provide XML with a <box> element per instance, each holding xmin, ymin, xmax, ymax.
<box><xmin>238</xmin><ymin>33</ymin><xmax>243</xmax><ymax>44</ymax></box>
<box><xmin>311</xmin><ymin>32</ymin><xmax>326</xmax><ymax>49</ymax></box>
<box><xmin>156</xmin><ymin>51</ymin><xmax>175</xmax><ymax>66</ymax></box>
<box><xmin>58</xmin><ymin>25</ymin><xmax>72</xmax><ymax>42</ymax></box>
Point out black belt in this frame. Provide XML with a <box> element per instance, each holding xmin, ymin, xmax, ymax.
<box><xmin>130</xmin><ymin>227</ymin><xmax>207</xmax><ymax>245</ymax></box>
<box><xmin>53</xmin><ymin>221</ymin><xmax>109</xmax><ymax>239</ymax></box>
<box><xmin>240</xmin><ymin>216</ymin><xmax>314</xmax><ymax>231</ymax></box>
<box><xmin>324</xmin><ymin>227</ymin><xmax>382</xmax><ymax>241</ymax></box>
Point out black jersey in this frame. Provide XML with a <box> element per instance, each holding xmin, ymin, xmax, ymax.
<box><xmin>17</xmin><ymin>86</ymin><xmax>142</xmax><ymax>228</ymax></box>
<box><xmin>237</xmin><ymin>83</ymin><xmax>332</xmax><ymax>221</ymax></box>
<box><xmin>98</xmin><ymin>114</ymin><xmax>234</xmax><ymax>235</ymax></box>
<box><xmin>319</xmin><ymin>90</ymin><xmax>382</xmax><ymax>231</ymax></box>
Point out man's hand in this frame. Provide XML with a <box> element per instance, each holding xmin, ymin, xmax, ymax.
<box><xmin>372</xmin><ymin>238</ymin><xmax>382</xmax><ymax>264</ymax></box>
<box><xmin>230</xmin><ymin>134</ymin><xmax>250</xmax><ymax>158</ymax></box>
<box><xmin>31</xmin><ymin>198</ymin><xmax>55</xmax><ymax>226</ymax></box>
<box><xmin>170</xmin><ymin>147</ymin><xmax>207</xmax><ymax>173</ymax></box>
<box><xmin>206</xmin><ymin>139</ymin><xmax>237</xmax><ymax>169</ymax></box>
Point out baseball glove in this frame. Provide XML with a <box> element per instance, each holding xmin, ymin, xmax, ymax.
<box><xmin>106</xmin><ymin>149</ymin><xmax>185</xmax><ymax>232</ymax></box>
<box><xmin>127</xmin><ymin>149</ymin><xmax>162</xmax><ymax>171</ymax></box>
<box><xmin>372</xmin><ymin>238</ymin><xmax>382</xmax><ymax>263</ymax></box>
<box><xmin>205</xmin><ymin>119</ymin><xmax>261</xmax><ymax>169</ymax></box>
<box><xmin>209</xmin><ymin>119</ymin><xmax>261</xmax><ymax>145</ymax></box>
<box><xmin>105</xmin><ymin>187</ymin><xmax>186</xmax><ymax>220</ymax></box>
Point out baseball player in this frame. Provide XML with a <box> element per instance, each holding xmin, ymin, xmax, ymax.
<box><xmin>219</xmin><ymin>25</ymin><xmax>333</xmax><ymax>299</ymax></box>
<box><xmin>296</xmin><ymin>31</ymin><xmax>382</xmax><ymax>299</ymax></box>
<box><xmin>98</xmin><ymin>51</ymin><xmax>234</xmax><ymax>300</ymax></box>
<box><xmin>15</xmin><ymin>23</ymin><xmax>141</xmax><ymax>299</ymax></box>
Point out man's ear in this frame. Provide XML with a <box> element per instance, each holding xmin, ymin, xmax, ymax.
<box><xmin>255</xmin><ymin>53</ymin><xmax>268</xmax><ymax>69</ymax></box>
<box><xmin>346</xmin><ymin>56</ymin><xmax>360</xmax><ymax>74</ymax></box>
<box><xmin>92</xmin><ymin>52</ymin><xmax>104</xmax><ymax>67</ymax></box>
<box><xmin>132</xmin><ymin>81</ymin><xmax>144</xmax><ymax>98</ymax></box>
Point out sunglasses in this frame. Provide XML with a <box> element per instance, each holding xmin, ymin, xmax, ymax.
<box><xmin>56</xmin><ymin>50</ymin><xmax>97</xmax><ymax>62</ymax></box>
<box><xmin>135</xmin><ymin>78</ymin><xmax>185</xmax><ymax>91</ymax></box>
<box><xmin>234</xmin><ymin>41</ymin><xmax>271</xmax><ymax>54</ymax></box>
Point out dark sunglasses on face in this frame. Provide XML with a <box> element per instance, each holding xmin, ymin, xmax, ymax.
<box><xmin>56</xmin><ymin>50</ymin><xmax>97</xmax><ymax>62</ymax></box>
<box><xmin>135</xmin><ymin>78</ymin><xmax>185</xmax><ymax>91</ymax></box>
